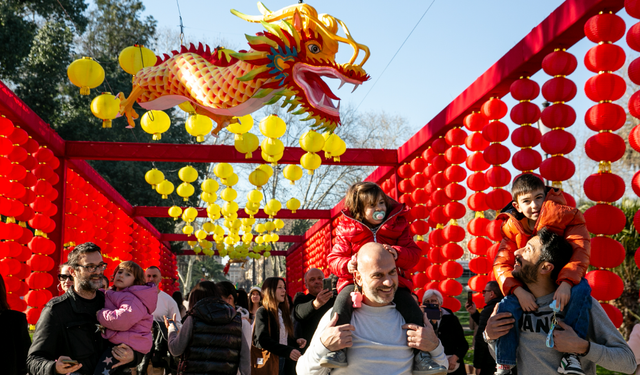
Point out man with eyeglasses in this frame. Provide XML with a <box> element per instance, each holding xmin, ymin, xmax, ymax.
<box><xmin>27</xmin><ymin>242</ymin><xmax>137</xmax><ymax>375</ymax></box>
<box><xmin>465</xmin><ymin>281</ymin><xmax>504</xmax><ymax>374</ymax></box>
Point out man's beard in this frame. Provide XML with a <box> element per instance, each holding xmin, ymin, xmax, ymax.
<box><xmin>361</xmin><ymin>280</ymin><xmax>397</xmax><ymax>305</ymax></box>
<box><xmin>512</xmin><ymin>261</ymin><xmax>540</xmax><ymax>285</ymax></box>
<box><xmin>77</xmin><ymin>274</ymin><xmax>103</xmax><ymax>292</ymax></box>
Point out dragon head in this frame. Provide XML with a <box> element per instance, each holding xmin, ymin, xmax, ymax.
<box><xmin>231</xmin><ymin>2</ymin><xmax>370</xmax><ymax>132</ymax></box>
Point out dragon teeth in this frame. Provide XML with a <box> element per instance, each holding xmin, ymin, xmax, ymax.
<box><xmin>351</xmin><ymin>84</ymin><xmax>360</xmax><ymax>93</ymax></box>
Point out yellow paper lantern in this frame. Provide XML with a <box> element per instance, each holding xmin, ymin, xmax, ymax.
<box><xmin>200</xmin><ymin>192</ymin><xmax>217</xmax><ymax>203</ymax></box>
<box><xmin>247</xmin><ymin>189</ymin><xmax>264</xmax><ymax>203</ymax></box>
<box><xmin>223</xmin><ymin>201</ymin><xmax>239</xmax><ymax>215</ymax></box>
<box><xmin>155</xmin><ymin>180</ymin><xmax>174</xmax><ymax>199</ymax></box>
<box><xmin>214</xmin><ymin>163</ymin><xmax>233</xmax><ymax>179</ymax></box>
<box><xmin>282</xmin><ymin>165</ymin><xmax>303</xmax><ymax>185</ymax></box>
<box><xmin>331</xmin><ymin>136</ymin><xmax>347</xmax><ymax>162</ymax></box>
<box><xmin>188</xmin><ymin>240</ymin><xmax>198</xmax><ymax>247</ymax></box>
<box><xmin>176</xmin><ymin>182</ymin><xmax>194</xmax><ymax>201</ymax></box>
<box><xmin>263</xmin><ymin>251</ymin><xmax>271</xmax><ymax>258</ymax></box>
<box><xmin>67</xmin><ymin>57</ymin><xmax>105</xmax><ymax>95</ymax></box>
<box><xmin>242</xmin><ymin>218</ymin><xmax>256</xmax><ymax>226</ymax></box>
<box><xmin>168</xmin><ymin>206</ymin><xmax>182</xmax><ymax>220</ymax></box>
<box><xmin>195</xmin><ymin>229</ymin><xmax>208</xmax><ymax>240</ymax></box>
<box><xmin>255</xmin><ymin>223</ymin><xmax>266</xmax><ymax>233</ymax></box>
<box><xmin>201</xmin><ymin>178</ymin><xmax>219</xmax><ymax>193</ymax></box>
<box><xmin>261</xmin><ymin>151</ymin><xmax>283</xmax><ymax>166</ymax></box>
<box><xmin>178</xmin><ymin>165</ymin><xmax>198</xmax><ymax>183</ymax></box>
<box><xmin>258</xmin><ymin>164</ymin><xmax>274</xmax><ymax>178</ymax></box>
<box><xmin>248</xmin><ymin>169</ymin><xmax>269</xmax><ymax>189</ymax></box>
<box><xmin>286</xmin><ymin>198</ymin><xmax>300</xmax><ymax>213</ymax></box>
<box><xmin>266</xmin><ymin>199</ymin><xmax>282</xmax><ymax>214</ymax></box>
<box><xmin>183</xmin><ymin>207</ymin><xmax>199</xmax><ymax>222</ymax></box>
<box><xmin>263</xmin><ymin>233</ymin><xmax>273</xmax><ymax>242</ymax></box>
<box><xmin>259</xmin><ymin>114</ymin><xmax>286</xmax><ymax>138</ymax></box>
<box><xmin>274</xmin><ymin>219</ymin><xmax>284</xmax><ymax>231</ymax></box>
<box><xmin>271</xmin><ymin>234</ymin><xmax>280</xmax><ymax>242</ymax></box>
<box><xmin>182</xmin><ymin>225</ymin><xmax>194</xmax><ymax>235</ymax></box>
<box><xmin>242</xmin><ymin>233</ymin><xmax>253</xmax><ymax>243</ymax></box>
<box><xmin>145</xmin><ymin>168</ymin><xmax>164</xmax><ymax>189</ymax></box>
<box><xmin>264</xmin><ymin>221</ymin><xmax>276</xmax><ymax>232</ymax></box>
<box><xmin>202</xmin><ymin>221</ymin><xmax>215</xmax><ymax>233</ymax></box>
<box><xmin>261</xmin><ymin>137</ymin><xmax>284</xmax><ymax>156</ymax></box>
<box><xmin>220</xmin><ymin>187</ymin><xmax>237</xmax><ymax>202</ymax></box>
<box><xmin>245</xmin><ymin>207</ymin><xmax>258</xmax><ymax>218</ymax></box>
<box><xmin>227</xmin><ymin>212</ymin><xmax>238</xmax><ymax>220</ymax></box>
<box><xmin>90</xmin><ymin>92</ymin><xmax>121</xmax><ymax>128</ymax></box>
<box><xmin>300</xmin><ymin>152</ymin><xmax>321</xmax><ymax>175</ymax></box>
<box><xmin>255</xmin><ymin>235</ymin><xmax>264</xmax><ymax>244</ymax></box>
<box><xmin>207</xmin><ymin>204</ymin><xmax>221</xmax><ymax>217</ymax></box>
<box><xmin>228</xmin><ymin>114</ymin><xmax>254</xmax><ymax>139</ymax></box>
<box><xmin>186</xmin><ymin>114</ymin><xmax>213</xmax><ymax>142</ymax></box>
<box><xmin>221</xmin><ymin>173</ymin><xmax>239</xmax><ymax>187</ymax></box>
<box><xmin>299</xmin><ymin>130</ymin><xmax>325</xmax><ymax>153</ymax></box>
<box><xmin>141</xmin><ymin>110</ymin><xmax>171</xmax><ymax>140</ymax></box>
<box><xmin>263</xmin><ymin>206</ymin><xmax>273</xmax><ymax>217</ymax></box>
<box><xmin>234</xmin><ymin>132</ymin><xmax>259</xmax><ymax>158</ymax></box>
<box><xmin>246</xmin><ymin>201</ymin><xmax>260</xmax><ymax>211</ymax></box>
<box><xmin>118</xmin><ymin>44</ymin><xmax>156</xmax><ymax>76</ymax></box>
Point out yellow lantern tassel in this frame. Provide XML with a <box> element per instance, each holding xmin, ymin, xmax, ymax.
<box><xmin>173</xmin><ymin>217</ymin><xmax>178</xmax><ymax>221</ymax></box>
<box><xmin>103</xmin><ymin>120</ymin><xmax>112</xmax><ymax>128</ymax></box>
<box><xmin>183</xmin><ymin>197</ymin><xmax>188</xmax><ymax>201</ymax></box>
<box><xmin>153</xmin><ymin>134</ymin><xmax>161</xmax><ymax>140</ymax></box>
<box><xmin>162</xmin><ymin>194</ymin><xmax>168</xmax><ymax>199</ymax></box>
<box><xmin>237</xmin><ymin>134</ymin><xmax>244</xmax><ymax>141</ymax></box>
<box><xmin>292</xmin><ymin>209</ymin><xmax>297</xmax><ymax>213</ymax></box>
<box><xmin>308</xmin><ymin>170</ymin><xmax>314</xmax><ymax>175</ymax></box>
<box><xmin>290</xmin><ymin>180</ymin><xmax>295</xmax><ymax>185</ymax></box>
<box><xmin>80</xmin><ymin>87</ymin><xmax>90</xmax><ymax>95</ymax></box>
<box><xmin>333</xmin><ymin>157</ymin><xmax>340</xmax><ymax>162</ymax></box>
<box><xmin>197</xmin><ymin>135</ymin><xmax>204</xmax><ymax>142</ymax></box>
<box><xmin>245</xmin><ymin>152</ymin><xmax>252</xmax><ymax>159</ymax></box>
<box><xmin>325</xmin><ymin>152</ymin><xmax>331</xmax><ymax>158</ymax></box>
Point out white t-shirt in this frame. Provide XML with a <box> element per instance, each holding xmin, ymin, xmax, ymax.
<box><xmin>153</xmin><ymin>290</ymin><xmax>182</xmax><ymax>324</ymax></box>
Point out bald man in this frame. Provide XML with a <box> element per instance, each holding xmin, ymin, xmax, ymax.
<box><xmin>296</xmin><ymin>243</ymin><xmax>448</xmax><ymax>375</ymax></box>
<box><xmin>294</xmin><ymin>268</ymin><xmax>336</xmax><ymax>352</ymax></box>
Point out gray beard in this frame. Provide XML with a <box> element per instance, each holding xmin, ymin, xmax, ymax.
<box><xmin>77</xmin><ymin>276</ymin><xmax>102</xmax><ymax>292</ymax></box>
<box><xmin>362</xmin><ymin>282</ymin><xmax>397</xmax><ymax>305</ymax></box>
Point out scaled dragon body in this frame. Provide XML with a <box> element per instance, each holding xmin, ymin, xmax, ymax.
<box><xmin>118</xmin><ymin>2</ymin><xmax>370</xmax><ymax>134</ymax></box>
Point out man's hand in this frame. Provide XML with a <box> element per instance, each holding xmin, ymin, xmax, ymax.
<box><xmin>290</xmin><ymin>349</ymin><xmax>302</xmax><ymax>361</ymax></box>
<box><xmin>514</xmin><ymin>287</ymin><xmax>538</xmax><ymax>312</ymax></box>
<box><xmin>111</xmin><ymin>343</ymin><xmax>135</xmax><ymax>368</ymax></box>
<box><xmin>55</xmin><ymin>356</ymin><xmax>82</xmax><ymax>374</ymax></box>
<box><xmin>465</xmin><ymin>301</ymin><xmax>477</xmax><ymax>315</ymax></box>
<box><xmin>320</xmin><ymin>313</ymin><xmax>355</xmax><ymax>352</ymax></box>
<box><xmin>402</xmin><ymin>312</ymin><xmax>439</xmax><ymax>352</ymax></box>
<box><xmin>382</xmin><ymin>244</ymin><xmax>398</xmax><ymax>260</ymax></box>
<box><xmin>484</xmin><ymin>304</ymin><xmax>515</xmax><ymax>341</ymax></box>
<box><xmin>447</xmin><ymin>354</ymin><xmax>459</xmax><ymax>371</ymax></box>
<box><xmin>297</xmin><ymin>338</ymin><xmax>307</xmax><ymax>349</ymax></box>
<box><xmin>552</xmin><ymin>320</ymin><xmax>589</xmax><ymax>354</ymax></box>
<box><xmin>553</xmin><ymin>282</ymin><xmax>572</xmax><ymax>311</ymax></box>
<box><xmin>347</xmin><ymin>259</ymin><xmax>357</xmax><ymax>274</ymax></box>
<box><xmin>164</xmin><ymin>313</ymin><xmax>178</xmax><ymax>330</ymax></box>
<box><xmin>312</xmin><ymin>289</ymin><xmax>333</xmax><ymax>309</ymax></box>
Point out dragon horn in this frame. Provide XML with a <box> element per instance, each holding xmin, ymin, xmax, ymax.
<box><xmin>231</xmin><ymin>3</ymin><xmax>318</xmax><ymax>25</ymax></box>
<box><xmin>257</xmin><ymin>2</ymin><xmax>271</xmax><ymax>16</ymax></box>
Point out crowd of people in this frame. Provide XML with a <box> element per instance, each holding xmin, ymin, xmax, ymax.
<box><xmin>2</xmin><ymin>177</ymin><xmax>640</xmax><ymax>375</ymax></box>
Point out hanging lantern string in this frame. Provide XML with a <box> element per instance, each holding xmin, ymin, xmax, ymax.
<box><xmin>176</xmin><ymin>0</ymin><xmax>185</xmax><ymax>46</ymax></box>
<box><xmin>355</xmin><ymin>0</ymin><xmax>436</xmax><ymax>112</ymax></box>
<box><xmin>54</xmin><ymin>0</ymin><xmax>80</xmax><ymax>31</ymax></box>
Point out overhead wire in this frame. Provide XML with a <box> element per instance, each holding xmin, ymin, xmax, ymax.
<box><xmin>355</xmin><ymin>0</ymin><xmax>437</xmax><ymax>112</ymax></box>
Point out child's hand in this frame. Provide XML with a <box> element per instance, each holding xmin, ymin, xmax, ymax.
<box><xmin>553</xmin><ymin>282</ymin><xmax>572</xmax><ymax>311</ymax></box>
<box><xmin>383</xmin><ymin>244</ymin><xmax>398</xmax><ymax>260</ymax></box>
<box><xmin>514</xmin><ymin>287</ymin><xmax>538</xmax><ymax>312</ymax></box>
<box><xmin>347</xmin><ymin>258</ymin><xmax>357</xmax><ymax>274</ymax></box>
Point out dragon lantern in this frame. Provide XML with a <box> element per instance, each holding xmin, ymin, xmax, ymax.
<box><xmin>117</xmin><ymin>2</ymin><xmax>370</xmax><ymax>134</ymax></box>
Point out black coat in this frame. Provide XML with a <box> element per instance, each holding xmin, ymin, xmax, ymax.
<box><xmin>293</xmin><ymin>292</ymin><xmax>335</xmax><ymax>352</ymax></box>
<box><xmin>253</xmin><ymin>306</ymin><xmax>300</xmax><ymax>375</ymax></box>
<box><xmin>472</xmin><ymin>297</ymin><xmax>502</xmax><ymax>374</ymax></box>
<box><xmin>434</xmin><ymin>308</ymin><xmax>469</xmax><ymax>375</ymax></box>
<box><xmin>0</xmin><ymin>309</ymin><xmax>31</xmax><ymax>375</ymax></box>
<box><xmin>27</xmin><ymin>288</ymin><xmax>107</xmax><ymax>375</ymax></box>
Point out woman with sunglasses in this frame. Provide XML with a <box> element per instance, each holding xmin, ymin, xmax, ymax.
<box><xmin>58</xmin><ymin>262</ymin><xmax>73</xmax><ymax>294</ymax></box>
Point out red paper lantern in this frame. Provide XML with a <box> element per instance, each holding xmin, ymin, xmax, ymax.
<box><xmin>467</xmin><ymin>217</ymin><xmax>489</xmax><ymax>237</ymax></box>
<box><xmin>398</xmin><ymin>179</ymin><xmax>414</xmax><ymax>193</ymax></box>
<box><xmin>590</xmin><ymin>237</ymin><xmax>625</xmax><ymax>269</ymax></box>
<box><xmin>483</xmin><ymin>144</ymin><xmax>510</xmax><ymax>166</ymax></box>
<box><xmin>464</xmin><ymin>112</ymin><xmax>488</xmax><ymax>132</ymax></box>
<box><xmin>468</xmin><ymin>237</ymin><xmax>492</xmax><ymax>256</ymax></box>
<box><xmin>469</xmin><ymin>257</ymin><xmax>492</xmax><ymax>274</ymax></box>
<box><xmin>398</xmin><ymin>164</ymin><xmax>413</xmax><ymax>179</ymax></box>
<box><xmin>485</xmin><ymin>189</ymin><xmax>513</xmax><ymax>211</ymax></box>
<box><xmin>585</xmin><ymin>103</ymin><xmax>626</xmax><ymax>132</ymax></box>
<box><xmin>442</xmin><ymin>224</ymin><xmax>465</xmax><ymax>242</ymax></box>
<box><xmin>584</xmin><ymin>73</ymin><xmax>626</xmax><ymax>102</ymax></box>
<box><xmin>445</xmin><ymin>147</ymin><xmax>467</xmax><ymax>165</ymax></box>
<box><xmin>444</xmin><ymin>165</ymin><xmax>466</xmax><ymax>184</ymax></box>
<box><xmin>410</xmin><ymin>158</ymin><xmax>427</xmax><ymax>173</ymax></box>
<box><xmin>482</xmin><ymin>121</ymin><xmax>509</xmax><ymax>143</ymax></box>
<box><xmin>428</xmin><ymin>247</ymin><xmax>447</xmax><ymax>264</ymax></box>
<box><xmin>466</xmin><ymin>152</ymin><xmax>490</xmax><ymax>172</ymax></box>
<box><xmin>539</xmin><ymin>156</ymin><xmax>575</xmax><ymax>181</ymax></box>
<box><xmin>440</xmin><ymin>279</ymin><xmax>463</xmax><ymax>297</ymax></box>
<box><xmin>633</xmin><ymin>170</ymin><xmax>640</xmax><ymax>197</ymax></box>
<box><xmin>428</xmin><ymin>228</ymin><xmax>447</xmax><ymax>247</ymax></box>
<box><xmin>431</xmin><ymin>138</ymin><xmax>449</xmax><ymax>154</ymax></box>
<box><xmin>412</xmin><ymin>189</ymin><xmax>429</xmax><ymax>205</ymax></box>
<box><xmin>431</xmin><ymin>155</ymin><xmax>449</xmax><ymax>172</ymax></box>
<box><xmin>431</xmin><ymin>173</ymin><xmax>449</xmax><ymax>189</ymax></box>
<box><xmin>411</xmin><ymin>173</ymin><xmax>428</xmax><ymax>188</ymax></box>
<box><xmin>510</xmin><ymin>102</ymin><xmax>540</xmax><ymax>125</ymax></box>
<box><xmin>510</xmin><ymin>78</ymin><xmax>540</xmax><ymax>101</ymax></box>
<box><xmin>481</xmin><ymin>98</ymin><xmax>508</xmax><ymax>120</ymax></box>
<box><xmin>426</xmin><ymin>265</ymin><xmax>443</xmax><ymax>280</ymax></box>
<box><xmin>629</xmin><ymin>58</ymin><xmax>640</xmax><ymax>85</ymax></box>
<box><xmin>584</xmin><ymin>204</ymin><xmax>626</xmax><ymax>235</ymax></box>
<box><xmin>542</xmin><ymin>77</ymin><xmax>577</xmax><ymax>103</ymax></box>
<box><xmin>485</xmin><ymin>166</ymin><xmax>511</xmax><ymax>187</ymax></box>
<box><xmin>601</xmin><ymin>303</ymin><xmax>623</xmax><ymax>328</ymax></box>
<box><xmin>467</xmin><ymin>172</ymin><xmax>489</xmax><ymax>192</ymax></box>
<box><xmin>630</xmin><ymin>91</ymin><xmax>640</xmax><ymax>119</ymax></box>
<box><xmin>511</xmin><ymin>126</ymin><xmax>541</xmax><ymax>148</ymax></box>
<box><xmin>584</xmin><ymin>13</ymin><xmax>626</xmax><ymax>43</ymax></box>
<box><xmin>445</xmin><ymin>128</ymin><xmax>467</xmax><ymax>146</ymax></box>
<box><xmin>467</xmin><ymin>192</ymin><xmax>489</xmax><ymax>212</ymax></box>
<box><xmin>627</xmin><ymin>0</ymin><xmax>640</xmax><ymax>19</ymax></box>
<box><xmin>469</xmin><ymin>275</ymin><xmax>489</xmax><ymax>293</ymax></box>
<box><xmin>465</xmin><ymin>132</ymin><xmax>490</xmax><ymax>152</ymax></box>
<box><xmin>443</xmin><ymin>296</ymin><xmax>462</xmax><ymax>312</ymax></box>
<box><xmin>410</xmin><ymin>220</ymin><xmax>429</xmax><ymax>236</ymax></box>
<box><xmin>441</xmin><ymin>261</ymin><xmax>463</xmax><ymax>279</ymax></box>
<box><xmin>585</xmin><ymin>44</ymin><xmax>625</xmax><ymax>74</ymax></box>
<box><xmin>586</xmin><ymin>269</ymin><xmax>623</xmax><ymax>301</ymax></box>
<box><xmin>442</xmin><ymin>243</ymin><xmax>464</xmax><ymax>260</ymax></box>
<box><xmin>541</xmin><ymin>103</ymin><xmax>576</xmax><ymax>129</ymax></box>
<box><xmin>584</xmin><ymin>132</ymin><xmax>625</xmax><ymax>163</ymax></box>
<box><xmin>542</xmin><ymin>50</ymin><xmax>577</xmax><ymax>76</ymax></box>
<box><xmin>512</xmin><ymin>149</ymin><xmax>542</xmax><ymax>172</ymax></box>
<box><xmin>444</xmin><ymin>201</ymin><xmax>466</xmax><ymax>220</ymax></box>
<box><xmin>413</xmin><ymin>272</ymin><xmax>428</xmax><ymax>287</ymax></box>
<box><xmin>445</xmin><ymin>183</ymin><xmax>466</xmax><ymax>201</ymax></box>
<box><xmin>540</xmin><ymin>130</ymin><xmax>576</xmax><ymax>155</ymax></box>
<box><xmin>486</xmin><ymin>220</ymin><xmax>503</xmax><ymax>242</ymax></box>
<box><xmin>584</xmin><ymin>173</ymin><xmax>625</xmax><ymax>202</ymax></box>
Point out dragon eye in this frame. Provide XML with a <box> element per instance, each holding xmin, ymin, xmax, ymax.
<box><xmin>308</xmin><ymin>44</ymin><xmax>321</xmax><ymax>54</ymax></box>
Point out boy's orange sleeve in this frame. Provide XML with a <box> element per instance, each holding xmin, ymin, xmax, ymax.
<box><xmin>493</xmin><ymin>235</ymin><xmax>523</xmax><ymax>296</ymax></box>
<box><xmin>557</xmin><ymin>210</ymin><xmax>591</xmax><ymax>286</ymax></box>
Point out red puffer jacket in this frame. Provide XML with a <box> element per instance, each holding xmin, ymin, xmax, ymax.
<box><xmin>328</xmin><ymin>201</ymin><xmax>421</xmax><ymax>292</ymax></box>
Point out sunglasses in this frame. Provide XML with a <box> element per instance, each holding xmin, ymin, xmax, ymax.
<box><xmin>58</xmin><ymin>274</ymin><xmax>73</xmax><ymax>282</ymax></box>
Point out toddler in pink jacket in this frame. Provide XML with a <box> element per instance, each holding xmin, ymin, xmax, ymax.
<box><xmin>94</xmin><ymin>261</ymin><xmax>157</xmax><ymax>375</ymax></box>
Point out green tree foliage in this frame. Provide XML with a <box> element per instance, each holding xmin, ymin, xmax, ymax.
<box><xmin>189</xmin><ymin>256</ymin><xmax>228</xmax><ymax>286</ymax></box>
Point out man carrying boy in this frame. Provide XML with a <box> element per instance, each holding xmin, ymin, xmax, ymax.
<box><xmin>493</xmin><ymin>174</ymin><xmax>590</xmax><ymax>375</ymax></box>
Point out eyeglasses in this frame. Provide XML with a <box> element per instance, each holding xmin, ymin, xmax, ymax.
<box><xmin>481</xmin><ymin>290</ymin><xmax>491</xmax><ymax>294</ymax></box>
<box><xmin>76</xmin><ymin>262</ymin><xmax>108</xmax><ymax>273</ymax></box>
<box><xmin>58</xmin><ymin>274</ymin><xmax>73</xmax><ymax>282</ymax></box>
